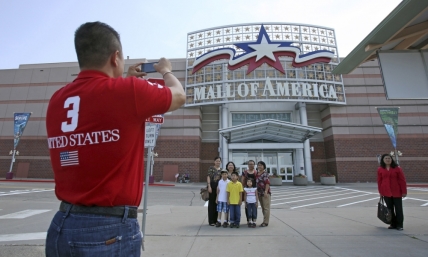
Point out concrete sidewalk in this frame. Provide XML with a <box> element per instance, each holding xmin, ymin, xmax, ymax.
<box><xmin>141</xmin><ymin>200</ymin><xmax>428</xmax><ymax>257</ymax></box>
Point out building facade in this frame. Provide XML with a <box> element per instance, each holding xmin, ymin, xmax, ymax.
<box><xmin>1</xmin><ymin>23</ymin><xmax>427</xmax><ymax>183</ymax></box>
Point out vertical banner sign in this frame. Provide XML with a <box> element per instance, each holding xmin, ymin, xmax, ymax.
<box><xmin>14</xmin><ymin>113</ymin><xmax>32</xmax><ymax>149</ymax></box>
<box><xmin>377</xmin><ymin>108</ymin><xmax>399</xmax><ymax>149</ymax></box>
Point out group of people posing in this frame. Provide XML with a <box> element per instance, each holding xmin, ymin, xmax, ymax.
<box><xmin>206</xmin><ymin>157</ymin><xmax>271</xmax><ymax>228</ymax></box>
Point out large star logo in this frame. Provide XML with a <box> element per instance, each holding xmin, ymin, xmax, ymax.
<box><xmin>191</xmin><ymin>25</ymin><xmax>334</xmax><ymax>74</ymax></box>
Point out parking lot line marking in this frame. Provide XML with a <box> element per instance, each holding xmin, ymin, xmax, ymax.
<box><xmin>0</xmin><ymin>232</ymin><xmax>47</xmax><ymax>242</ymax></box>
<box><xmin>271</xmin><ymin>187</ymin><xmax>339</xmax><ymax>196</ymax></box>
<box><xmin>337</xmin><ymin>197</ymin><xmax>379</xmax><ymax>207</ymax></box>
<box><xmin>334</xmin><ymin>187</ymin><xmax>377</xmax><ymax>195</ymax></box>
<box><xmin>404</xmin><ymin>197</ymin><xmax>428</xmax><ymax>203</ymax></box>
<box><xmin>204</xmin><ymin>201</ymin><xmax>208</xmax><ymax>207</ymax></box>
<box><xmin>271</xmin><ymin>189</ymin><xmax>348</xmax><ymax>202</ymax></box>
<box><xmin>0</xmin><ymin>189</ymin><xmax>54</xmax><ymax>197</ymax></box>
<box><xmin>271</xmin><ymin>191</ymin><xmax>360</xmax><ymax>206</ymax></box>
<box><xmin>421</xmin><ymin>202</ymin><xmax>428</xmax><ymax>207</ymax></box>
<box><xmin>291</xmin><ymin>194</ymin><xmax>371</xmax><ymax>209</ymax></box>
<box><xmin>0</xmin><ymin>210</ymin><xmax>51</xmax><ymax>219</ymax></box>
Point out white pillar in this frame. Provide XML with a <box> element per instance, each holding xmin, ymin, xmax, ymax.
<box><xmin>220</xmin><ymin>104</ymin><xmax>229</xmax><ymax>165</ymax></box>
<box><xmin>295</xmin><ymin>102</ymin><xmax>313</xmax><ymax>182</ymax></box>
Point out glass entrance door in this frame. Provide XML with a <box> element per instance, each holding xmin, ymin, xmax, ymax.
<box><xmin>231</xmin><ymin>151</ymin><xmax>294</xmax><ymax>182</ymax></box>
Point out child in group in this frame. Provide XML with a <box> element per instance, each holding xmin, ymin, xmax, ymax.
<box><xmin>216</xmin><ymin>170</ymin><xmax>230</xmax><ymax>228</ymax></box>
<box><xmin>226</xmin><ymin>171</ymin><xmax>244</xmax><ymax>228</ymax></box>
<box><xmin>244</xmin><ymin>178</ymin><xmax>258</xmax><ymax>228</ymax></box>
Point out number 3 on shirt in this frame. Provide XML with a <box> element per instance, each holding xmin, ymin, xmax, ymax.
<box><xmin>61</xmin><ymin>96</ymin><xmax>80</xmax><ymax>132</ymax></box>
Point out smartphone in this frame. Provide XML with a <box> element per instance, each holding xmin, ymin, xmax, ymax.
<box><xmin>141</xmin><ymin>62</ymin><xmax>157</xmax><ymax>73</ymax></box>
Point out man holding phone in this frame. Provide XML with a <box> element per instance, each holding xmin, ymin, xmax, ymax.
<box><xmin>45</xmin><ymin>21</ymin><xmax>185</xmax><ymax>257</ymax></box>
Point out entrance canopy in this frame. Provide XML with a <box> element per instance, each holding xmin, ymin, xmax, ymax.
<box><xmin>219</xmin><ymin>119</ymin><xmax>322</xmax><ymax>144</ymax></box>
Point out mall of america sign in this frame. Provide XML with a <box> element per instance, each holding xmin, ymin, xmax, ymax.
<box><xmin>185</xmin><ymin>23</ymin><xmax>346</xmax><ymax>106</ymax></box>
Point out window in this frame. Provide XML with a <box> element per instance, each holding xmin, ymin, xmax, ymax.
<box><xmin>232</xmin><ymin>113</ymin><xmax>291</xmax><ymax>126</ymax></box>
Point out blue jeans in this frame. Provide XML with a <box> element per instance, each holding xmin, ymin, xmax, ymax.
<box><xmin>45</xmin><ymin>205</ymin><xmax>142</xmax><ymax>257</ymax></box>
<box><xmin>247</xmin><ymin>203</ymin><xmax>257</xmax><ymax>221</ymax></box>
<box><xmin>229</xmin><ymin>204</ymin><xmax>241</xmax><ymax>225</ymax></box>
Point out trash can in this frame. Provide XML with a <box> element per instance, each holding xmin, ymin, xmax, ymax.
<box><xmin>6</xmin><ymin>172</ymin><xmax>14</xmax><ymax>180</ymax></box>
<box><xmin>149</xmin><ymin>175</ymin><xmax>154</xmax><ymax>184</ymax></box>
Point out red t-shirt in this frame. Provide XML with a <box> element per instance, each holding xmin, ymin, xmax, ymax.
<box><xmin>46</xmin><ymin>70</ymin><xmax>172</xmax><ymax>206</ymax></box>
<box><xmin>377</xmin><ymin>166</ymin><xmax>407</xmax><ymax>197</ymax></box>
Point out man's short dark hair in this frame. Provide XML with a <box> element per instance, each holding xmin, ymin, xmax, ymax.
<box><xmin>74</xmin><ymin>21</ymin><xmax>122</xmax><ymax>68</ymax></box>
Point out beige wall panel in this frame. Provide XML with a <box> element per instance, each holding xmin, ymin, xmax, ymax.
<box><xmin>359</xmin><ymin>117</ymin><xmax>373</xmax><ymax>126</ymax></box>
<box><xmin>407</xmin><ymin>117</ymin><xmax>421</xmax><ymax>125</ymax></box>
<box><xmin>171</xmin><ymin>108</ymin><xmax>184</xmax><ymax>115</ymax></box>
<box><xmin>344</xmin><ymin>86</ymin><xmax>367</xmax><ymax>94</ymax></box>
<box><xmin>371</xmin><ymin>117</ymin><xmax>383</xmax><ymax>126</ymax></box>
<box><xmin>66</xmin><ymin>67</ymin><xmax>81</xmax><ymax>82</ymax></box>
<box><xmin>344</xmin><ymin>77</ymin><xmax>365</xmax><ymax>85</ymax></box>
<box><xmin>0</xmin><ymin>104</ymin><xmax>7</xmax><ymax>117</ymax></box>
<box><xmin>162</xmin><ymin>119</ymin><xmax>173</xmax><ymax>127</ymax></box>
<box><xmin>362</xmin><ymin>67</ymin><xmax>380</xmax><ymax>75</ymax></box>
<box><xmin>349</xmin><ymin>68</ymin><xmax>363</xmax><ymax>75</ymax></box>
<box><xmin>373</xmin><ymin>127</ymin><xmax>387</xmax><ymax>134</ymax></box>
<box><xmin>364</xmin><ymin>77</ymin><xmax>383</xmax><ymax>85</ymax></box>
<box><xmin>38</xmin><ymin>120</ymin><xmax>47</xmax><ymax>136</ymax></box>
<box><xmin>398</xmin><ymin>126</ymin><xmax>421</xmax><ymax>134</ymax></box>
<box><xmin>183</xmin><ymin>128</ymin><xmax>200</xmax><ymax>136</ymax></box>
<box><xmin>9</xmin><ymin>86</ymin><xmax>29</xmax><ymax>100</ymax></box>
<box><xmin>361</xmin><ymin>127</ymin><xmax>374</xmax><ymax>134</ymax></box>
<box><xmin>348</xmin><ymin>126</ymin><xmax>363</xmax><ymax>134</ymax></box>
<box><xmin>417</xmin><ymin>106</ymin><xmax>428</xmax><ymax>112</ymax></box>
<box><xmin>365</xmin><ymin>86</ymin><xmax>383</xmax><ymax>93</ymax></box>
<box><xmin>202</xmin><ymin>131</ymin><xmax>219</xmax><ymax>141</ymax></box>
<box><xmin>397</xmin><ymin>116</ymin><xmax>409</xmax><ymax>125</ymax></box>
<box><xmin>45</xmin><ymin>86</ymin><xmax>63</xmax><ymax>99</ymax></box>
<box><xmin>400</xmin><ymin>106</ymin><xmax>418</xmax><ymax>113</ymax></box>
<box><xmin>0</xmin><ymin>121</ymin><xmax>13</xmax><ymax>136</ymax></box>
<box><xmin>416</xmin><ymin>99</ymin><xmax>428</xmax><ymax>104</ymax></box>
<box><xmin>0</xmin><ymin>121</ymin><xmax>4</xmax><ymax>136</ymax></box>
<box><xmin>30</xmin><ymin>69</ymin><xmax>50</xmax><ymax>83</ymax></box>
<box><xmin>172</xmin><ymin>118</ymin><xmax>184</xmax><ymax>127</ymax></box>
<box><xmin>360</xmin><ymin>60</ymin><xmax>379</xmax><ymax>67</ymax></box>
<box><xmin>184</xmin><ymin>119</ymin><xmax>201</xmax><ymax>127</ymax></box>
<box><xmin>23</xmin><ymin>121</ymin><xmax>41</xmax><ymax>136</ymax></box>
<box><xmin>202</xmin><ymin>123</ymin><xmax>219</xmax><ymax>131</ymax></box>
<box><xmin>390</xmin><ymin>100</ymin><xmax>413</xmax><ymax>105</ymax></box>
<box><xmin>159</xmin><ymin>128</ymin><xmax>184</xmax><ymax>136</ymax></box>
<box><xmin>347</xmin><ymin>117</ymin><xmax>361</xmax><ymax>125</ymax></box>
<box><xmin>24</xmin><ymin>103</ymin><xmax>44</xmax><ymax>117</ymax></box>
<box><xmin>345</xmin><ymin>97</ymin><xmax>364</xmax><ymax>105</ymax></box>
<box><xmin>322</xmin><ymin>127</ymin><xmax>333</xmax><ymax>137</ymax></box>
<box><xmin>422</xmin><ymin>126</ymin><xmax>428</xmax><ymax>133</ymax></box>
<box><xmin>321</xmin><ymin>107</ymin><xmax>332</xmax><ymax>117</ymax></box>
<box><xmin>420</xmin><ymin>116</ymin><xmax>428</xmax><ymax>124</ymax></box>
<box><xmin>27</xmin><ymin>86</ymin><xmax>47</xmax><ymax>100</ymax></box>
<box><xmin>5</xmin><ymin>104</ymin><xmax>25</xmax><ymax>117</ymax></box>
<box><xmin>332</xmin><ymin>127</ymin><xmax>349</xmax><ymax>134</ymax></box>
<box><xmin>322</xmin><ymin>118</ymin><xmax>332</xmax><ymax>129</ymax></box>
<box><xmin>172</xmin><ymin>61</ymin><xmax>186</xmax><ymax>70</ymax></box>
<box><xmin>309</xmin><ymin>133</ymin><xmax>324</xmax><ymax>142</ymax></box>
<box><xmin>203</xmin><ymin>113</ymin><xmax>219</xmax><ymax>121</ymax></box>
<box><xmin>41</xmin><ymin>102</ymin><xmax>49</xmax><ymax>117</ymax></box>
<box><xmin>346</xmin><ymin>106</ymin><xmax>370</xmax><ymax>113</ymax></box>
<box><xmin>13</xmin><ymin>69</ymin><xmax>33</xmax><ymax>84</ymax></box>
<box><xmin>48</xmin><ymin>67</ymin><xmax>69</xmax><ymax>83</ymax></box>
<box><xmin>331</xmin><ymin>117</ymin><xmax>349</xmax><ymax>126</ymax></box>
<box><xmin>0</xmin><ymin>70</ymin><xmax>17</xmax><ymax>84</ymax></box>
<box><xmin>202</xmin><ymin>105</ymin><xmax>219</xmax><ymax>113</ymax></box>
<box><xmin>183</xmin><ymin>107</ymin><xmax>200</xmax><ymax>115</ymax></box>
<box><xmin>0</xmin><ymin>87</ymin><xmax>12</xmax><ymax>101</ymax></box>
<box><xmin>368</xmin><ymin>96</ymin><xmax>389</xmax><ymax>105</ymax></box>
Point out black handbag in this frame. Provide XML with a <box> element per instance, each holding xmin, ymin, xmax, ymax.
<box><xmin>377</xmin><ymin>196</ymin><xmax>392</xmax><ymax>224</ymax></box>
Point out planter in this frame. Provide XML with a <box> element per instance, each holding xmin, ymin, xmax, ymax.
<box><xmin>320</xmin><ymin>176</ymin><xmax>336</xmax><ymax>185</ymax></box>
<box><xmin>270</xmin><ymin>177</ymin><xmax>282</xmax><ymax>186</ymax></box>
<box><xmin>293</xmin><ymin>176</ymin><xmax>307</xmax><ymax>186</ymax></box>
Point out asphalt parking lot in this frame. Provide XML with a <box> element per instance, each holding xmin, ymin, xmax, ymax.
<box><xmin>0</xmin><ymin>181</ymin><xmax>427</xmax><ymax>257</ymax></box>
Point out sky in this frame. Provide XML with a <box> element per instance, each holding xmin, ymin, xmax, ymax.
<box><xmin>0</xmin><ymin>0</ymin><xmax>403</xmax><ymax>69</ymax></box>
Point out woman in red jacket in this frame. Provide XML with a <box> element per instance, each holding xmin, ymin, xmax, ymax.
<box><xmin>377</xmin><ymin>153</ymin><xmax>407</xmax><ymax>230</ymax></box>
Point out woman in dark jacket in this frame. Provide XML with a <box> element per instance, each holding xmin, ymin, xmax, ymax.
<box><xmin>377</xmin><ymin>153</ymin><xmax>407</xmax><ymax>230</ymax></box>
<box><xmin>208</xmin><ymin>173</ymin><xmax>220</xmax><ymax>226</ymax></box>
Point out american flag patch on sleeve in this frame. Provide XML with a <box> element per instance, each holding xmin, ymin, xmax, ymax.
<box><xmin>60</xmin><ymin>151</ymin><xmax>79</xmax><ymax>166</ymax></box>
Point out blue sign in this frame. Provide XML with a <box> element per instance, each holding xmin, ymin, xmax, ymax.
<box><xmin>13</xmin><ymin>113</ymin><xmax>31</xmax><ymax>149</ymax></box>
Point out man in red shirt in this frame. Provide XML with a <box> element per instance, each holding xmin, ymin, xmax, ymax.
<box><xmin>45</xmin><ymin>21</ymin><xmax>185</xmax><ymax>257</ymax></box>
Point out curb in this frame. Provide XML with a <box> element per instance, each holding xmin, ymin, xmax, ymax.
<box><xmin>0</xmin><ymin>179</ymin><xmax>175</xmax><ymax>187</ymax></box>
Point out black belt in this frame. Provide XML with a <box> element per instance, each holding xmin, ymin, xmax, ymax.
<box><xmin>59</xmin><ymin>201</ymin><xmax>138</xmax><ymax>218</ymax></box>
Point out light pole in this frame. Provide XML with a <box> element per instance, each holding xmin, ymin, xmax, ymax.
<box><xmin>7</xmin><ymin>148</ymin><xmax>19</xmax><ymax>179</ymax></box>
